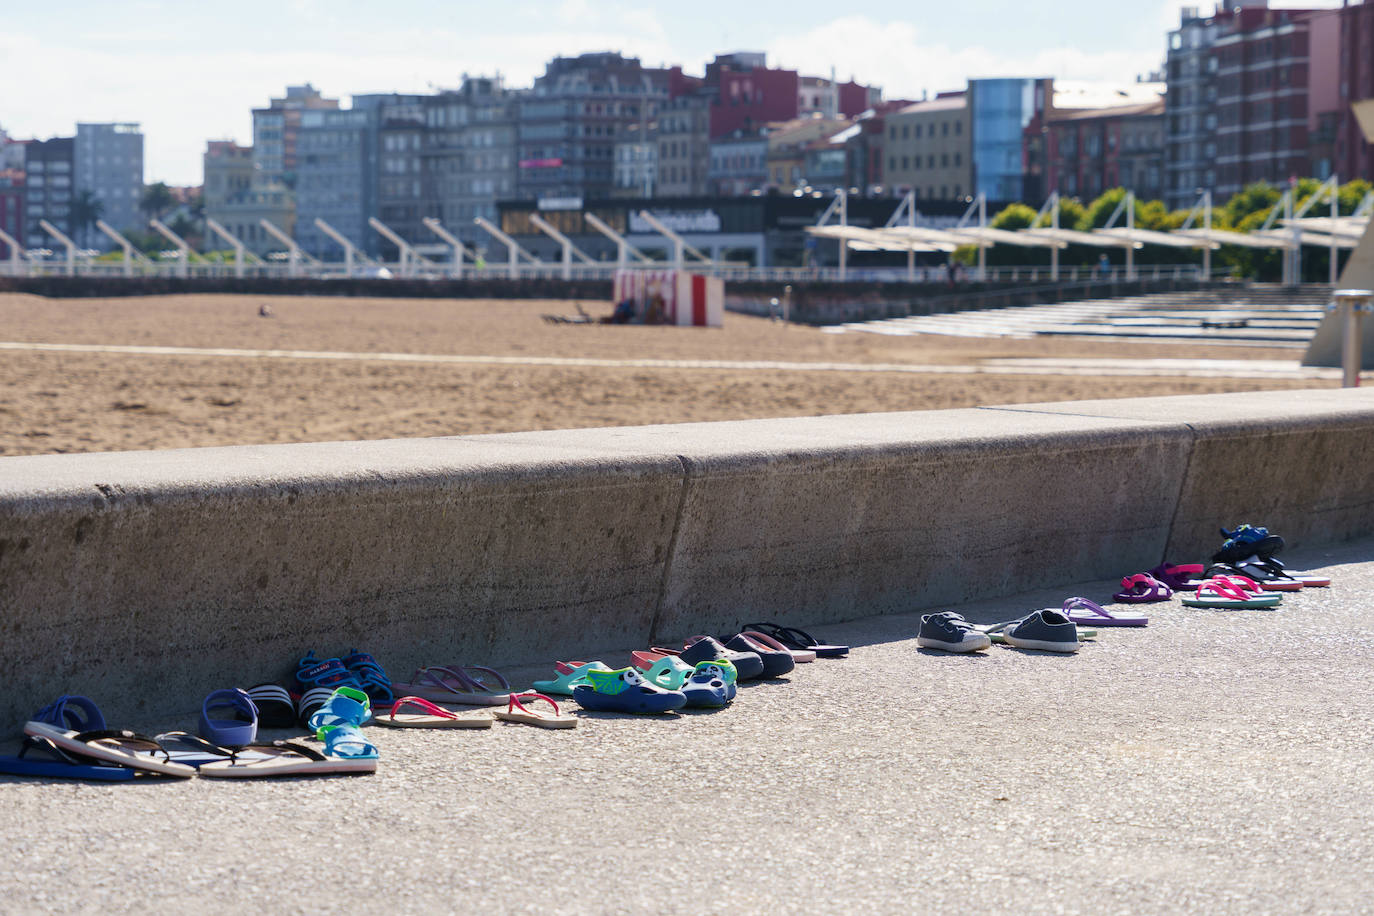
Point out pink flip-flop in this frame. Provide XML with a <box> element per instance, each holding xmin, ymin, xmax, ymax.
<box><xmin>1113</xmin><ymin>573</ymin><xmax>1173</xmax><ymax>603</ymax></box>
<box><xmin>1060</xmin><ymin>596</ymin><xmax>1148</xmax><ymax>627</ymax></box>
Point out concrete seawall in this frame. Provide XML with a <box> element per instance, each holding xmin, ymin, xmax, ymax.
<box><xmin>3</xmin><ymin>387</ymin><xmax>1373</xmax><ymax>725</ymax></box>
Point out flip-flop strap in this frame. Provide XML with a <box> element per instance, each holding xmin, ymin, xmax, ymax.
<box><xmin>507</xmin><ymin>691</ymin><xmax>560</xmax><ymax>717</ymax></box>
<box><xmin>232</xmin><ymin>739</ymin><xmax>327</xmax><ymax>763</ymax></box>
<box><xmin>75</xmin><ymin>729</ymin><xmax>173</xmax><ymax>761</ymax></box>
<box><xmin>1062</xmin><ymin>596</ymin><xmax>1113</xmax><ymax>620</ymax></box>
<box><xmin>20</xmin><ymin>734</ymin><xmax>123</xmax><ymax>768</ymax></box>
<box><xmin>1197</xmin><ymin>579</ymin><xmax>1248</xmax><ymax>600</ymax></box>
<box><xmin>32</xmin><ymin>695</ymin><xmax>106</xmax><ymax>732</ymax></box>
<box><xmin>388</xmin><ymin>696</ymin><xmax>456</xmax><ymax>720</ymax></box>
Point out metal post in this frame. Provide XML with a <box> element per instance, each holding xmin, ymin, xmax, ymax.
<box><xmin>421</xmin><ymin>217</ymin><xmax>469</xmax><ymax>279</ymax></box>
<box><xmin>1334</xmin><ymin>290</ymin><xmax>1371</xmax><ymax>387</ymax></box>
<box><xmin>473</xmin><ymin>216</ymin><xmax>538</xmax><ymax>280</ymax></box>
<box><xmin>1331</xmin><ymin>175</ymin><xmax>1340</xmax><ymax>287</ymax></box>
<box><xmin>205</xmin><ymin>218</ymin><xmax>261</xmax><ymax>279</ymax></box>
<box><xmin>39</xmin><ymin>219</ymin><xmax>79</xmax><ymax>276</ymax></box>
<box><xmin>369</xmin><ymin>217</ymin><xmax>430</xmax><ymax>279</ymax></box>
<box><xmin>837</xmin><ymin>189</ymin><xmax>848</xmax><ymax>282</ymax></box>
<box><xmin>635</xmin><ymin>210</ymin><xmax>711</xmax><ymax>272</ymax></box>
<box><xmin>315</xmin><ymin>218</ymin><xmax>370</xmax><ymax>277</ymax></box>
<box><xmin>530</xmin><ymin>213</ymin><xmax>596</xmax><ymax>282</ymax></box>
<box><xmin>1125</xmin><ymin>191</ymin><xmax>1136</xmax><ymax>281</ymax></box>
<box><xmin>0</xmin><ymin>226</ymin><xmax>24</xmax><ymax>277</ymax></box>
<box><xmin>585</xmin><ymin>212</ymin><xmax>652</xmax><ymax>270</ymax></box>
<box><xmin>259</xmin><ymin>219</ymin><xmax>310</xmax><ymax>278</ymax></box>
<box><xmin>96</xmin><ymin>220</ymin><xmax>150</xmax><ymax>277</ymax></box>
<box><xmin>1203</xmin><ymin>191</ymin><xmax>1212</xmax><ymax>279</ymax></box>
<box><xmin>977</xmin><ymin>194</ymin><xmax>987</xmax><ymax>282</ymax></box>
<box><xmin>1050</xmin><ymin>193</ymin><xmax>1060</xmax><ymax>282</ymax></box>
<box><xmin>150</xmin><ymin>218</ymin><xmax>198</xmax><ymax>278</ymax></box>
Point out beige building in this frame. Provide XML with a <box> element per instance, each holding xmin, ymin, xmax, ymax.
<box><xmin>882</xmin><ymin>95</ymin><xmax>972</xmax><ymax>201</ymax></box>
<box><xmin>765</xmin><ymin>116</ymin><xmax>850</xmax><ymax>192</ymax></box>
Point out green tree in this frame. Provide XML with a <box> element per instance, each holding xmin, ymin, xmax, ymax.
<box><xmin>139</xmin><ymin>182</ymin><xmax>174</xmax><ymax>222</ymax></box>
<box><xmin>69</xmin><ymin>189</ymin><xmax>104</xmax><ymax>249</ymax></box>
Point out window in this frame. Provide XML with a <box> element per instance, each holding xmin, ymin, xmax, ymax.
<box><xmin>942</xmin><ymin>122</ymin><xmax>949</xmax><ymax>137</ymax></box>
<box><xmin>901</xmin><ymin>156</ymin><xmax>909</xmax><ymax>169</ymax></box>
<box><xmin>901</xmin><ymin>125</ymin><xmax>909</xmax><ymax>139</ymax></box>
<box><xmin>915</xmin><ymin>124</ymin><xmax>922</xmax><ymax>139</ymax></box>
<box><xmin>954</xmin><ymin>121</ymin><xmax>962</xmax><ymax>135</ymax></box>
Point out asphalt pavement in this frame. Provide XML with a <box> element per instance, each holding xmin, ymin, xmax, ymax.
<box><xmin>2</xmin><ymin>538</ymin><xmax>1372</xmax><ymax>915</ymax></box>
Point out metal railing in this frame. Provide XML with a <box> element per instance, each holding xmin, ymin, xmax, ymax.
<box><xmin>0</xmin><ymin>257</ymin><xmax>1229</xmax><ymax>285</ymax></box>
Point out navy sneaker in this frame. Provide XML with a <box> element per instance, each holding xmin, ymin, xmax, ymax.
<box><xmin>917</xmin><ymin>612</ymin><xmax>992</xmax><ymax>653</ymax></box>
<box><xmin>1000</xmin><ymin>609</ymin><xmax>1079</xmax><ymax>653</ymax></box>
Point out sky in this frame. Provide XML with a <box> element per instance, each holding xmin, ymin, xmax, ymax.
<box><xmin>0</xmin><ymin>0</ymin><xmax>1349</xmax><ymax>186</ymax></box>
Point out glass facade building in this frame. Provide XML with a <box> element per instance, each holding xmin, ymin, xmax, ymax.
<box><xmin>969</xmin><ymin>78</ymin><xmax>1044</xmax><ymax>202</ymax></box>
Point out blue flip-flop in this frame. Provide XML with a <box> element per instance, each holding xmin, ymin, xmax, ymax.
<box><xmin>0</xmin><ymin>735</ymin><xmax>136</xmax><ymax>782</ymax></box>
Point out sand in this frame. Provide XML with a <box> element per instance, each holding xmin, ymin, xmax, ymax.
<box><xmin>0</xmin><ymin>292</ymin><xmax>1334</xmax><ymax>457</ymax></box>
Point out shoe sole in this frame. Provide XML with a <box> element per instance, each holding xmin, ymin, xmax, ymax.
<box><xmin>1002</xmin><ymin>636</ymin><xmax>1079</xmax><ymax>653</ymax></box>
<box><xmin>917</xmin><ymin>635</ymin><xmax>991</xmax><ymax>653</ymax></box>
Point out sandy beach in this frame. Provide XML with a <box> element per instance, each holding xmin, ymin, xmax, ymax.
<box><xmin>0</xmin><ymin>292</ymin><xmax>1333</xmax><ymax>456</ymax></box>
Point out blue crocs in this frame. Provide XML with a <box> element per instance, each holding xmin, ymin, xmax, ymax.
<box><xmin>571</xmin><ymin>667</ymin><xmax>687</xmax><ymax>715</ymax></box>
<box><xmin>681</xmin><ymin>660</ymin><xmax>738</xmax><ymax>708</ymax></box>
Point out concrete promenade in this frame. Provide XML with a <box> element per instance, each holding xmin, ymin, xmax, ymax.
<box><xmin>1</xmin><ymin>539</ymin><xmax>1370</xmax><ymax>914</ymax></box>
<box><xmin>3</xmin><ymin>389</ymin><xmax>1374</xmax><ymax>728</ymax></box>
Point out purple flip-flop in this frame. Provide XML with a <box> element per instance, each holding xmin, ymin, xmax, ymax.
<box><xmin>1113</xmin><ymin>573</ymin><xmax>1174</xmax><ymax>604</ymax></box>
<box><xmin>1061</xmin><ymin>596</ymin><xmax>1148</xmax><ymax>627</ymax></box>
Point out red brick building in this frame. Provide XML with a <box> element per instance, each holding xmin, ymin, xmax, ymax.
<box><xmin>1046</xmin><ymin>99</ymin><xmax>1167</xmax><ymax>201</ymax></box>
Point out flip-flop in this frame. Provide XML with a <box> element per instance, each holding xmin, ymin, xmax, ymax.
<box><xmin>1145</xmin><ymin>563</ymin><xmax>1205</xmax><ymax>591</ymax></box>
<box><xmin>1181</xmin><ymin>578</ymin><xmax>1283</xmax><ymax>609</ymax></box>
<box><xmin>743</xmin><ymin>629</ymin><xmax>817</xmax><ymax>662</ymax></box>
<box><xmin>1229</xmin><ymin>558</ymin><xmax>1304</xmax><ymax>591</ymax></box>
<box><xmin>199</xmin><ymin>739</ymin><xmax>377</xmax><ymax>778</ymax></box>
<box><xmin>741</xmin><ymin>622</ymin><xmax>848</xmax><ymax>657</ymax></box>
<box><xmin>1112</xmin><ymin>574</ymin><xmax>1173</xmax><ymax>604</ymax></box>
<box><xmin>392</xmin><ymin>665</ymin><xmax>511</xmax><ymax>706</ymax></box>
<box><xmin>531</xmin><ymin>660</ymin><xmax>613</xmax><ymax>696</ymax></box>
<box><xmin>375</xmin><ymin>696</ymin><xmax>493</xmax><ymax>729</ymax></box>
<box><xmin>22</xmin><ymin>722</ymin><xmax>197</xmax><ymax>778</ymax></box>
<box><xmin>1060</xmin><ymin>596</ymin><xmax>1148</xmax><ymax>627</ymax></box>
<box><xmin>493</xmin><ymin>692</ymin><xmax>578</xmax><ymax>729</ymax></box>
<box><xmin>1204</xmin><ymin>574</ymin><xmax>1282</xmax><ymax>601</ymax></box>
<box><xmin>0</xmin><ymin>735</ymin><xmax>137</xmax><ymax>781</ymax></box>
<box><xmin>1238</xmin><ymin>556</ymin><xmax>1329</xmax><ymax>588</ymax></box>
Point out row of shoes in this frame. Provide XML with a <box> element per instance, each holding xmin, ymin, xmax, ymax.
<box><xmin>534</xmin><ymin>624</ymin><xmax>849</xmax><ymax>714</ymax></box>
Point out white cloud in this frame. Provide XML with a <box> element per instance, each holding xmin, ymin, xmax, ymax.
<box><xmin>771</xmin><ymin>16</ymin><xmax>1163</xmax><ymax>100</ymax></box>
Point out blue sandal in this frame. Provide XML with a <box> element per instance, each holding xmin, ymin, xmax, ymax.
<box><xmin>307</xmin><ymin>686</ymin><xmax>372</xmax><ymax>732</ymax></box>
<box><xmin>198</xmin><ymin>688</ymin><xmax>259</xmax><ymax>747</ymax></box>
<box><xmin>319</xmin><ymin>724</ymin><xmax>379</xmax><ymax>760</ymax></box>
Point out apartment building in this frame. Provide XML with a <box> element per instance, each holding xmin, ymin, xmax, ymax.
<box><xmin>0</xmin><ymin>169</ymin><xmax>23</xmax><ymax>258</ymax></box>
<box><xmin>612</xmin><ymin>121</ymin><xmax>657</xmax><ymax>198</ymax></box>
<box><xmin>765</xmin><ymin>117</ymin><xmax>851</xmax><ymax>192</ymax></box>
<box><xmin>517</xmin><ymin>53</ymin><xmax>685</xmax><ymax>201</ymax></box>
<box><xmin>251</xmin><ymin>84</ymin><xmax>340</xmax><ymax>191</ymax></box>
<box><xmin>708</xmin><ymin>127</ymin><xmax>768</xmax><ymax>196</ymax></box>
<box><xmin>420</xmin><ymin>76</ymin><xmax>519</xmax><ymax>247</ymax></box>
<box><xmin>882</xmin><ymin>95</ymin><xmax>972</xmax><ymax>201</ymax></box>
<box><xmin>22</xmin><ymin>136</ymin><xmax>74</xmax><ymax>249</ymax></box>
<box><xmin>1047</xmin><ymin>98</ymin><xmax>1166</xmax><ymax>200</ymax></box>
<box><xmin>372</xmin><ymin>95</ymin><xmax>428</xmax><ymax>252</ymax></box>
<box><xmin>74</xmin><ymin>122</ymin><xmax>143</xmax><ymax>242</ymax></box>
<box><xmin>656</xmin><ymin>94</ymin><xmax>711</xmax><ymax>196</ymax></box>
<box><xmin>202</xmin><ymin>140</ymin><xmax>291</xmax><ymax>254</ymax></box>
